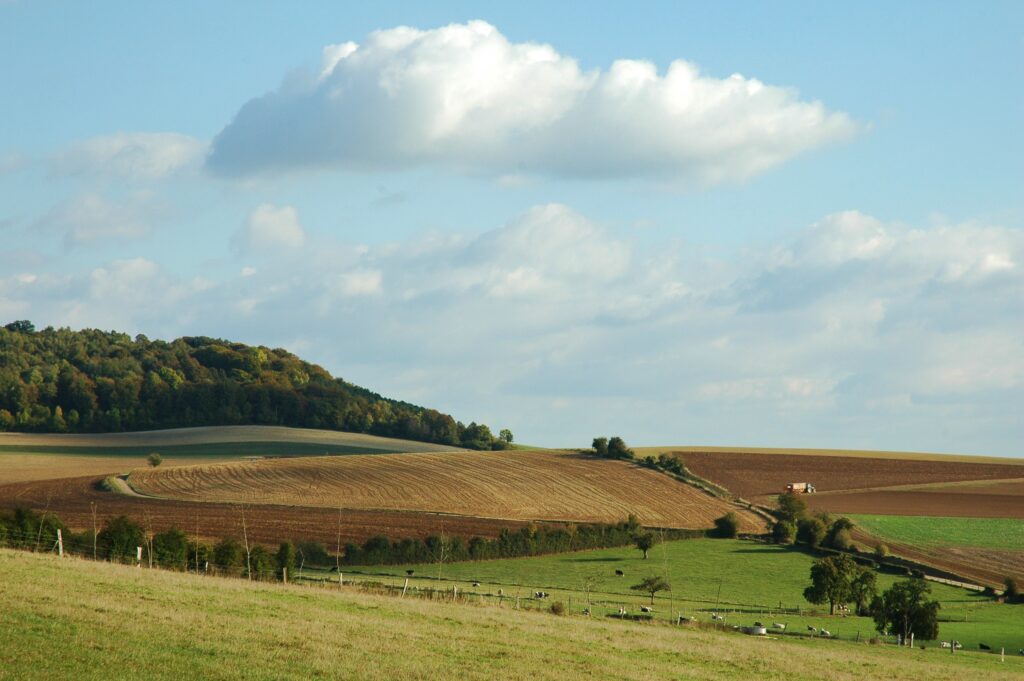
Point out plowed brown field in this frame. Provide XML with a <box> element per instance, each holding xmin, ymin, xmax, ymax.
<box><xmin>679</xmin><ymin>451</ymin><xmax>1024</xmax><ymax>501</ymax></box>
<box><xmin>131</xmin><ymin>450</ymin><xmax>762</xmax><ymax>531</ymax></box>
<box><xmin>677</xmin><ymin>449</ymin><xmax>1024</xmax><ymax>585</ymax></box>
<box><xmin>0</xmin><ymin>475</ymin><xmax>532</xmax><ymax>547</ymax></box>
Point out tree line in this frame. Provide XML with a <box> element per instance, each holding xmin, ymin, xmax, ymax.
<box><xmin>342</xmin><ymin>516</ymin><xmax>706</xmax><ymax>566</ymax></box>
<box><xmin>0</xmin><ymin>507</ymin><xmax>705</xmax><ymax>576</ymax></box>
<box><xmin>0</xmin><ymin>321</ymin><xmax>510</xmax><ymax>450</ymax></box>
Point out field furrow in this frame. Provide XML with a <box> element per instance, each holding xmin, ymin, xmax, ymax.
<box><xmin>131</xmin><ymin>450</ymin><xmax>762</xmax><ymax>531</ymax></box>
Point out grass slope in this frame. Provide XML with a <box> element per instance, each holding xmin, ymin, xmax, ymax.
<box><xmin>1</xmin><ymin>549</ymin><xmax>1020</xmax><ymax>681</ymax></box>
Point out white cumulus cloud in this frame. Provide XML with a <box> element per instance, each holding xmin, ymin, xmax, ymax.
<box><xmin>207</xmin><ymin>21</ymin><xmax>856</xmax><ymax>184</ymax></box>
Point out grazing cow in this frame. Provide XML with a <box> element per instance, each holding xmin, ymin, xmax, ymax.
<box><xmin>582</xmin><ymin>607</ymin><xmax>591</xmax><ymax>616</ymax></box>
<box><xmin>819</xmin><ymin>629</ymin><xmax>831</xmax><ymax>637</ymax></box>
<box><xmin>471</xmin><ymin>582</ymin><xmax>481</xmax><ymax>587</ymax></box>
<box><xmin>979</xmin><ymin>643</ymin><xmax>991</xmax><ymax>651</ymax></box>
<box><xmin>497</xmin><ymin>589</ymin><xmax>504</xmax><ymax>596</ymax></box>
<box><xmin>807</xmin><ymin>625</ymin><xmax>817</xmax><ymax>633</ymax></box>
<box><xmin>618</xmin><ymin>606</ymin><xmax>628</xmax><ymax>615</ymax></box>
<box><xmin>940</xmin><ymin>642</ymin><xmax>951</xmax><ymax>649</ymax></box>
<box><xmin>406</xmin><ymin>569</ymin><xmax>414</xmax><ymax>576</ymax></box>
<box><xmin>534</xmin><ymin>591</ymin><xmax>549</xmax><ymax>599</ymax></box>
<box><xmin>772</xmin><ymin>623</ymin><xmax>787</xmax><ymax>631</ymax></box>
<box><xmin>640</xmin><ymin>606</ymin><xmax>654</xmax><ymax>613</ymax></box>
<box><xmin>1018</xmin><ymin>648</ymin><xmax>1023</xmax><ymax>656</ymax></box>
<box><xmin>711</xmin><ymin>613</ymin><xmax>725</xmax><ymax>621</ymax></box>
<box><xmin>615</xmin><ymin>570</ymin><xmax>624</xmax><ymax>577</ymax></box>
<box><xmin>753</xmin><ymin>621</ymin><xmax>763</xmax><ymax>627</ymax></box>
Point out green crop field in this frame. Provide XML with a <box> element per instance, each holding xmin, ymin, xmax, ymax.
<box><xmin>2</xmin><ymin>549</ymin><xmax>1022</xmax><ymax>681</ymax></box>
<box><xmin>850</xmin><ymin>515</ymin><xmax>1024</xmax><ymax>551</ymax></box>
<box><xmin>341</xmin><ymin>538</ymin><xmax>1024</xmax><ymax>652</ymax></box>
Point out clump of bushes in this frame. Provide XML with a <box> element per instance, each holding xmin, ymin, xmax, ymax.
<box><xmin>712</xmin><ymin>512</ymin><xmax>740</xmax><ymax>538</ymax></box>
<box><xmin>549</xmin><ymin>601</ymin><xmax>566</xmax><ymax>616</ymax></box>
<box><xmin>590</xmin><ymin>436</ymin><xmax>634</xmax><ymax>460</ymax></box>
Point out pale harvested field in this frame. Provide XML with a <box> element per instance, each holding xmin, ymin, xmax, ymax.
<box><xmin>0</xmin><ymin>453</ymin><xmax>235</xmax><ymax>485</ymax></box>
<box><xmin>0</xmin><ymin>425</ymin><xmax>463</xmax><ymax>452</ymax></box>
<box><xmin>132</xmin><ymin>450</ymin><xmax>762</xmax><ymax>531</ymax></box>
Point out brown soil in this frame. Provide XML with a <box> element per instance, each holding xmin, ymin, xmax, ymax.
<box><xmin>0</xmin><ymin>475</ymin><xmax>532</xmax><ymax>548</ymax></box>
<box><xmin>807</xmin><ymin>490</ymin><xmax>1024</xmax><ymax>518</ymax></box>
<box><xmin>679</xmin><ymin>451</ymin><xmax>1024</xmax><ymax>500</ymax></box>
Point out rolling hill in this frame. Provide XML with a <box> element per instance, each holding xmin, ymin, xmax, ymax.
<box><xmin>0</xmin><ymin>321</ymin><xmax>507</xmax><ymax>450</ymax></box>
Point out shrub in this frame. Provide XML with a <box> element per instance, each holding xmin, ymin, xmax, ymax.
<box><xmin>712</xmin><ymin>512</ymin><xmax>740</xmax><ymax>539</ymax></box>
<box><xmin>549</xmin><ymin>601</ymin><xmax>566</xmax><ymax>616</ymax></box>
<box><xmin>151</xmin><ymin>527</ymin><xmax>189</xmax><ymax>570</ymax></box>
<box><xmin>771</xmin><ymin>520</ymin><xmax>796</xmax><ymax>544</ymax></box>
<box><xmin>829</xmin><ymin>528</ymin><xmax>853</xmax><ymax>551</ymax></box>
<box><xmin>796</xmin><ymin>517</ymin><xmax>827</xmax><ymax>547</ymax></box>
<box><xmin>213</xmin><ymin>537</ymin><xmax>245</xmax><ymax>572</ymax></box>
<box><xmin>97</xmin><ymin>515</ymin><xmax>145</xmax><ymax>563</ymax></box>
<box><xmin>874</xmin><ymin>543</ymin><xmax>889</xmax><ymax>558</ymax></box>
<box><xmin>1004</xmin><ymin>577</ymin><xmax>1020</xmax><ymax>603</ymax></box>
<box><xmin>147</xmin><ymin>452</ymin><xmax>163</xmax><ymax>467</ymax></box>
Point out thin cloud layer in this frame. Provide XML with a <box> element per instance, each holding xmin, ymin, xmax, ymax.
<box><xmin>9</xmin><ymin>205</ymin><xmax>1022</xmax><ymax>453</ymax></box>
<box><xmin>208</xmin><ymin>21</ymin><xmax>856</xmax><ymax>183</ymax></box>
<box><xmin>52</xmin><ymin>132</ymin><xmax>205</xmax><ymax>180</ymax></box>
<box><xmin>232</xmin><ymin>203</ymin><xmax>306</xmax><ymax>254</ymax></box>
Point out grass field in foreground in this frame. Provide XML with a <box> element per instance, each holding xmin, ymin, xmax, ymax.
<box><xmin>345</xmin><ymin>539</ymin><xmax>1024</xmax><ymax>651</ymax></box>
<box><xmin>850</xmin><ymin>515</ymin><xmax>1024</xmax><ymax>551</ymax></box>
<box><xmin>2</xmin><ymin>550</ymin><xmax>1021</xmax><ymax>681</ymax></box>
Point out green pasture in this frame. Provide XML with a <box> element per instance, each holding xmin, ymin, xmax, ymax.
<box><xmin>340</xmin><ymin>538</ymin><xmax>1024</xmax><ymax>651</ymax></box>
<box><xmin>850</xmin><ymin>515</ymin><xmax>1024</xmax><ymax>551</ymax></box>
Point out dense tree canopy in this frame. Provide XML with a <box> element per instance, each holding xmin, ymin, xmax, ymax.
<box><xmin>0</xmin><ymin>322</ymin><xmax>508</xmax><ymax>449</ymax></box>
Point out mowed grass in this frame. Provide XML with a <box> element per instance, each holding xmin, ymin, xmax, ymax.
<box><xmin>346</xmin><ymin>539</ymin><xmax>1024</xmax><ymax>651</ymax></box>
<box><xmin>851</xmin><ymin>515</ymin><xmax>1024</xmax><ymax>551</ymax></box>
<box><xmin>2</xmin><ymin>550</ymin><xmax>1021</xmax><ymax>681</ymax></box>
<box><xmin>851</xmin><ymin>516</ymin><xmax>1024</xmax><ymax>552</ymax></box>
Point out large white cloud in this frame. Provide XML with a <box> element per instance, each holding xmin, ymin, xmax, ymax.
<box><xmin>207</xmin><ymin>21</ymin><xmax>856</xmax><ymax>183</ymax></box>
<box><xmin>8</xmin><ymin>206</ymin><xmax>1023</xmax><ymax>455</ymax></box>
<box><xmin>52</xmin><ymin>132</ymin><xmax>205</xmax><ymax>180</ymax></box>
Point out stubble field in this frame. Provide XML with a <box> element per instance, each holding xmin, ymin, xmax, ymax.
<box><xmin>130</xmin><ymin>450</ymin><xmax>763</xmax><ymax>531</ymax></box>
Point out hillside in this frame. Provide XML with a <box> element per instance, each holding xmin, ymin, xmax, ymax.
<box><xmin>2</xmin><ymin>551</ymin><xmax>1020</xmax><ymax>681</ymax></box>
<box><xmin>0</xmin><ymin>321</ymin><xmax>506</xmax><ymax>449</ymax></box>
<box><xmin>129</xmin><ymin>449</ymin><xmax>764</xmax><ymax>531</ymax></box>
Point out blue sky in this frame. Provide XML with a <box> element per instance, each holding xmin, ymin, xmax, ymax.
<box><xmin>1</xmin><ymin>2</ymin><xmax>1022</xmax><ymax>455</ymax></box>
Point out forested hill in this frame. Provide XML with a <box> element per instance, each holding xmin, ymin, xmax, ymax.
<box><xmin>0</xmin><ymin>321</ymin><xmax>509</xmax><ymax>450</ymax></box>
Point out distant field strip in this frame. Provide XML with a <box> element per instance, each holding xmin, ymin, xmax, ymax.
<box><xmin>132</xmin><ymin>450</ymin><xmax>762</xmax><ymax>530</ymax></box>
<box><xmin>680</xmin><ymin>451</ymin><xmax>1024</xmax><ymax>499</ymax></box>
<box><xmin>0</xmin><ymin>425</ymin><xmax>462</xmax><ymax>452</ymax></box>
<box><xmin>850</xmin><ymin>515</ymin><xmax>1024</xmax><ymax>551</ymax></box>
